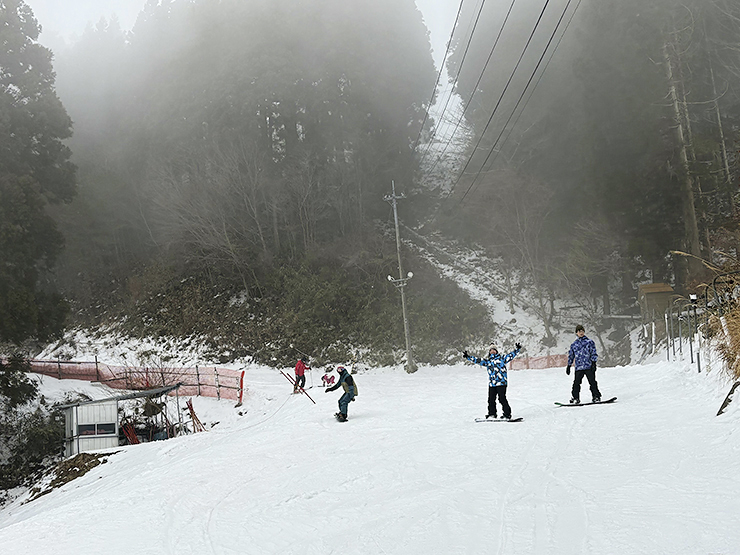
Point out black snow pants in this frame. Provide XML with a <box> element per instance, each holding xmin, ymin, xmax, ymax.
<box><xmin>571</xmin><ymin>369</ymin><xmax>601</xmax><ymax>401</ymax></box>
<box><xmin>488</xmin><ymin>385</ymin><xmax>511</xmax><ymax>418</ymax></box>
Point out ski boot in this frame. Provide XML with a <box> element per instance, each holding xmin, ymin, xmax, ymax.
<box><xmin>486</xmin><ymin>414</ymin><xmax>497</xmax><ymax>420</ymax></box>
<box><xmin>336</xmin><ymin>413</ymin><xmax>348</xmax><ymax>422</ymax></box>
<box><xmin>569</xmin><ymin>397</ymin><xmax>580</xmax><ymax>404</ymax></box>
<box><xmin>592</xmin><ymin>396</ymin><xmax>601</xmax><ymax>403</ymax></box>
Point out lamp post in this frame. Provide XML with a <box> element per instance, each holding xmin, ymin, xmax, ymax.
<box><xmin>384</xmin><ymin>181</ymin><xmax>417</xmax><ymax>374</ymax></box>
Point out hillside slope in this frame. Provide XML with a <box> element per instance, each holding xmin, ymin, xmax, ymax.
<box><xmin>0</xmin><ymin>359</ymin><xmax>738</xmax><ymax>555</ymax></box>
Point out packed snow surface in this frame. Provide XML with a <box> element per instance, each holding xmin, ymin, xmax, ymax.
<box><xmin>1</xmin><ymin>359</ymin><xmax>738</xmax><ymax>555</ymax></box>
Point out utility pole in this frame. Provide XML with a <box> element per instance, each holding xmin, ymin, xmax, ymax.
<box><xmin>384</xmin><ymin>181</ymin><xmax>417</xmax><ymax>374</ymax></box>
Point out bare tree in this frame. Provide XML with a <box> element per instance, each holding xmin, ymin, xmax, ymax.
<box><xmin>484</xmin><ymin>170</ymin><xmax>558</xmax><ymax>344</ymax></box>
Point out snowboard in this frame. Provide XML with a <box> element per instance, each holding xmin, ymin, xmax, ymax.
<box><xmin>554</xmin><ymin>396</ymin><xmax>617</xmax><ymax>407</ymax></box>
<box><xmin>475</xmin><ymin>417</ymin><xmax>524</xmax><ymax>422</ymax></box>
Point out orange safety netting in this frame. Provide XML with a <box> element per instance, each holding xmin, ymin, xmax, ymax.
<box><xmin>510</xmin><ymin>354</ymin><xmax>568</xmax><ymax>370</ymax></box>
<box><xmin>29</xmin><ymin>360</ymin><xmax>244</xmax><ymax>402</ymax></box>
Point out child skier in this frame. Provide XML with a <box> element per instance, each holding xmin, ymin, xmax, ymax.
<box><xmin>325</xmin><ymin>366</ymin><xmax>357</xmax><ymax>421</ymax></box>
<box><xmin>321</xmin><ymin>369</ymin><xmax>336</xmax><ymax>388</ymax></box>
<box><xmin>463</xmin><ymin>342</ymin><xmax>521</xmax><ymax>419</ymax></box>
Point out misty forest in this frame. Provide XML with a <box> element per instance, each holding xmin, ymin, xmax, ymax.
<box><xmin>2</xmin><ymin>0</ymin><xmax>740</xmax><ymax>369</ymax></box>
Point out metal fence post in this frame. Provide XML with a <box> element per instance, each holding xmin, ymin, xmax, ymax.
<box><xmin>665</xmin><ymin>312</ymin><xmax>670</xmax><ymax>361</ymax></box>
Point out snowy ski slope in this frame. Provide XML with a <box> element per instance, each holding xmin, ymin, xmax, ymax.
<box><xmin>0</xmin><ymin>359</ymin><xmax>738</xmax><ymax>555</ymax></box>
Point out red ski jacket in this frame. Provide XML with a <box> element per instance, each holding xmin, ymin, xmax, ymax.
<box><xmin>294</xmin><ymin>359</ymin><xmax>310</xmax><ymax>376</ymax></box>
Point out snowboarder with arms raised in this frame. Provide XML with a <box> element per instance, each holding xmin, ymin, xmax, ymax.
<box><xmin>566</xmin><ymin>324</ymin><xmax>601</xmax><ymax>404</ymax></box>
<box><xmin>325</xmin><ymin>365</ymin><xmax>357</xmax><ymax>422</ymax></box>
<box><xmin>463</xmin><ymin>342</ymin><xmax>521</xmax><ymax>419</ymax></box>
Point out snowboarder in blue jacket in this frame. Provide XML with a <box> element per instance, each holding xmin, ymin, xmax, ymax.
<box><xmin>566</xmin><ymin>324</ymin><xmax>601</xmax><ymax>404</ymax></box>
<box><xmin>463</xmin><ymin>343</ymin><xmax>521</xmax><ymax>419</ymax></box>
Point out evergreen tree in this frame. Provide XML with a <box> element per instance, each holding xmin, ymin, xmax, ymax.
<box><xmin>0</xmin><ymin>0</ymin><xmax>76</xmax><ymax>346</ymax></box>
<box><xmin>442</xmin><ymin>0</ymin><xmax>740</xmax><ymax>297</ymax></box>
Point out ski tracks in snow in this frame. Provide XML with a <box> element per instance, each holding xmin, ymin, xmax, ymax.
<box><xmin>492</xmin><ymin>396</ymin><xmax>600</xmax><ymax>554</ymax></box>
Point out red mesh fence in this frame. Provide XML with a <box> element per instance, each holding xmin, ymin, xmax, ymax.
<box><xmin>510</xmin><ymin>354</ymin><xmax>568</xmax><ymax>370</ymax></box>
<box><xmin>29</xmin><ymin>360</ymin><xmax>244</xmax><ymax>402</ymax></box>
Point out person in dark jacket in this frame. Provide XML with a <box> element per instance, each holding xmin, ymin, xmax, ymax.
<box><xmin>566</xmin><ymin>324</ymin><xmax>601</xmax><ymax>403</ymax></box>
<box><xmin>294</xmin><ymin>357</ymin><xmax>310</xmax><ymax>393</ymax></box>
<box><xmin>463</xmin><ymin>342</ymin><xmax>521</xmax><ymax>419</ymax></box>
<box><xmin>325</xmin><ymin>366</ymin><xmax>357</xmax><ymax>421</ymax></box>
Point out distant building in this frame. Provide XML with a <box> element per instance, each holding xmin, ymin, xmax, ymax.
<box><xmin>59</xmin><ymin>384</ymin><xmax>181</xmax><ymax>457</ymax></box>
<box><xmin>638</xmin><ymin>283</ymin><xmax>674</xmax><ymax>323</ymax></box>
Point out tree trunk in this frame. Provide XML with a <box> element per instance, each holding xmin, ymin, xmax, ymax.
<box><xmin>663</xmin><ymin>39</ymin><xmax>703</xmax><ymax>277</ymax></box>
<box><xmin>673</xmin><ymin>40</ymin><xmax>712</xmax><ymax>259</ymax></box>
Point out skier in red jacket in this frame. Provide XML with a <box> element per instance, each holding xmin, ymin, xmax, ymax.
<box><xmin>294</xmin><ymin>357</ymin><xmax>310</xmax><ymax>393</ymax></box>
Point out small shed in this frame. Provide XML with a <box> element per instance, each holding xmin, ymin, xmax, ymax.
<box><xmin>60</xmin><ymin>384</ymin><xmax>181</xmax><ymax>458</ymax></box>
<box><xmin>638</xmin><ymin>283</ymin><xmax>674</xmax><ymax>322</ymax></box>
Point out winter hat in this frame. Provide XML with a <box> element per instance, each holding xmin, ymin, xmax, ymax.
<box><xmin>336</xmin><ymin>365</ymin><xmax>346</xmax><ymax>372</ymax></box>
<box><xmin>489</xmin><ymin>344</ymin><xmax>498</xmax><ymax>352</ymax></box>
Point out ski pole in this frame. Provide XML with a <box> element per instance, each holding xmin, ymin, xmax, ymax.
<box><xmin>280</xmin><ymin>370</ymin><xmax>316</xmax><ymax>404</ymax></box>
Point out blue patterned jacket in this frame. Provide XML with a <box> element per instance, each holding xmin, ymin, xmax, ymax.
<box><xmin>465</xmin><ymin>348</ymin><xmax>520</xmax><ymax>386</ymax></box>
<box><xmin>567</xmin><ymin>335</ymin><xmax>598</xmax><ymax>371</ymax></box>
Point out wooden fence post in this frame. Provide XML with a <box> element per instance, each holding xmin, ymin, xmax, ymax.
<box><xmin>214</xmin><ymin>368</ymin><xmax>220</xmax><ymax>400</ymax></box>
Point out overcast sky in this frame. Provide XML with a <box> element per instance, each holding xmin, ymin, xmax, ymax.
<box><xmin>25</xmin><ymin>0</ymin><xmax>461</xmax><ymax>68</ymax></box>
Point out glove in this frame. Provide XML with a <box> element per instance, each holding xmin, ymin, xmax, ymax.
<box><xmin>591</xmin><ymin>361</ymin><xmax>597</xmax><ymax>371</ymax></box>
<box><xmin>566</xmin><ymin>365</ymin><xmax>571</xmax><ymax>375</ymax></box>
<box><xmin>462</xmin><ymin>350</ymin><xmax>469</xmax><ymax>359</ymax></box>
<box><xmin>515</xmin><ymin>342</ymin><xmax>522</xmax><ymax>350</ymax></box>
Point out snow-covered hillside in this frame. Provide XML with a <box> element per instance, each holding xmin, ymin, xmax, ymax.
<box><xmin>1</xmin><ymin>356</ymin><xmax>738</xmax><ymax>555</ymax></box>
<box><xmin>404</xmin><ymin>230</ymin><xmax>635</xmax><ymax>360</ymax></box>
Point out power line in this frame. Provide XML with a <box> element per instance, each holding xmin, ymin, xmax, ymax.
<box><xmin>411</xmin><ymin>0</ymin><xmax>466</xmax><ymax>154</ymax></box>
<box><xmin>447</xmin><ymin>0</ymin><xmax>553</xmax><ymax>196</ymax></box>
<box><xmin>420</xmin><ymin>0</ymin><xmax>518</xmax><ymax>182</ymax></box>
<box><xmin>471</xmin><ymin>0</ymin><xmax>584</xmax><ymax>181</ymax></box>
<box><xmin>458</xmin><ymin>0</ymin><xmax>579</xmax><ymax>204</ymax></box>
<box><xmin>416</xmin><ymin>0</ymin><xmax>489</xmax><ymax>166</ymax></box>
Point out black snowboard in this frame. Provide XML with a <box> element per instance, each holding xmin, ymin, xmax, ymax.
<box><xmin>475</xmin><ymin>417</ymin><xmax>523</xmax><ymax>422</ymax></box>
<box><xmin>554</xmin><ymin>396</ymin><xmax>617</xmax><ymax>407</ymax></box>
